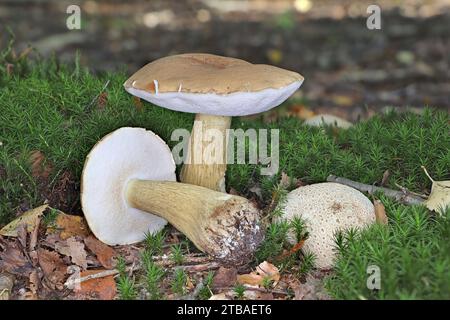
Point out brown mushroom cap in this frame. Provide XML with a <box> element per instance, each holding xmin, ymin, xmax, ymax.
<box><xmin>124</xmin><ymin>53</ymin><xmax>303</xmax><ymax>95</ymax></box>
<box><xmin>123</xmin><ymin>53</ymin><xmax>304</xmax><ymax>116</ymax></box>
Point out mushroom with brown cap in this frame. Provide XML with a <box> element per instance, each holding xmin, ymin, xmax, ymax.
<box><xmin>278</xmin><ymin>182</ymin><xmax>376</xmax><ymax>269</ymax></box>
<box><xmin>124</xmin><ymin>53</ymin><xmax>304</xmax><ymax>191</ymax></box>
<box><xmin>81</xmin><ymin>127</ymin><xmax>264</xmax><ymax>265</ymax></box>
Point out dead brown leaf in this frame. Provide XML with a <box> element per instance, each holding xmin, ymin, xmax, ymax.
<box><xmin>287</xmin><ymin>104</ymin><xmax>315</xmax><ymax>119</ymax></box>
<box><xmin>0</xmin><ymin>240</ymin><xmax>33</xmax><ymax>276</ymax></box>
<box><xmin>84</xmin><ymin>235</ymin><xmax>116</xmax><ymax>269</ymax></box>
<box><xmin>0</xmin><ymin>205</ymin><xmax>48</xmax><ymax>237</ymax></box>
<box><xmin>291</xmin><ymin>275</ymin><xmax>331</xmax><ymax>300</ymax></box>
<box><xmin>97</xmin><ymin>92</ymin><xmax>108</xmax><ymax>110</ymax></box>
<box><xmin>29</xmin><ymin>216</ymin><xmax>40</xmax><ymax>252</ymax></box>
<box><xmin>244</xmin><ymin>290</ymin><xmax>274</xmax><ymax>300</ymax></box>
<box><xmin>47</xmin><ymin>213</ymin><xmax>90</xmax><ymax>240</ymax></box>
<box><xmin>212</xmin><ymin>267</ymin><xmax>237</xmax><ymax>290</ymax></box>
<box><xmin>37</xmin><ymin>248</ymin><xmax>67</xmax><ymax>290</ymax></box>
<box><xmin>374</xmin><ymin>200</ymin><xmax>388</xmax><ymax>225</ymax></box>
<box><xmin>74</xmin><ymin>270</ymin><xmax>117</xmax><ymax>300</ymax></box>
<box><xmin>209</xmin><ymin>292</ymin><xmax>232</xmax><ymax>300</ymax></box>
<box><xmin>54</xmin><ymin>237</ymin><xmax>88</xmax><ymax>269</ymax></box>
<box><xmin>422</xmin><ymin>166</ymin><xmax>450</xmax><ymax>214</ymax></box>
<box><xmin>237</xmin><ymin>261</ymin><xmax>280</xmax><ymax>287</ymax></box>
<box><xmin>29</xmin><ymin>150</ymin><xmax>52</xmax><ymax>179</ymax></box>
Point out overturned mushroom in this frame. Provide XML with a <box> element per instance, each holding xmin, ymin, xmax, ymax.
<box><xmin>81</xmin><ymin>127</ymin><xmax>263</xmax><ymax>265</ymax></box>
<box><xmin>124</xmin><ymin>53</ymin><xmax>304</xmax><ymax>191</ymax></box>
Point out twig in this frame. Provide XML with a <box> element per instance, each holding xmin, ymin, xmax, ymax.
<box><xmin>217</xmin><ymin>286</ymin><xmax>290</xmax><ymax>296</ymax></box>
<box><xmin>174</xmin><ymin>262</ymin><xmax>220</xmax><ymax>273</ymax></box>
<box><xmin>394</xmin><ymin>182</ymin><xmax>428</xmax><ymax>198</ymax></box>
<box><xmin>86</xmin><ymin>79</ymin><xmax>110</xmax><ymax>111</ymax></box>
<box><xmin>154</xmin><ymin>254</ymin><xmax>213</xmax><ymax>267</ymax></box>
<box><xmin>327</xmin><ymin>175</ymin><xmax>424</xmax><ymax>205</ymax></box>
<box><xmin>64</xmin><ymin>269</ymin><xmax>119</xmax><ymax>289</ymax></box>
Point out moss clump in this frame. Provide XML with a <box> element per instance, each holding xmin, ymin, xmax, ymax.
<box><xmin>325</xmin><ymin>197</ymin><xmax>450</xmax><ymax>300</ymax></box>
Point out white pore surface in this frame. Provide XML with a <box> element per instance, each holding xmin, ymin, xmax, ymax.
<box><xmin>81</xmin><ymin>127</ymin><xmax>176</xmax><ymax>245</ymax></box>
<box><xmin>280</xmin><ymin>183</ymin><xmax>375</xmax><ymax>269</ymax></box>
<box><xmin>125</xmin><ymin>80</ymin><xmax>303</xmax><ymax>116</ymax></box>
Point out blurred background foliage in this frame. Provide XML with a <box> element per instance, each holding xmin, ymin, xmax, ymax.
<box><xmin>1</xmin><ymin>0</ymin><xmax>449</xmax><ymax>120</ymax></box>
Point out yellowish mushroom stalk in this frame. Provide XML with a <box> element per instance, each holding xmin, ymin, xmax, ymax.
<box><xmin>180</xmin><ymin>114</ymin><xmax>231</xmax><ymax>192</ymax></box>
<box><xmin>126</xmin><ymin>180</ymin><xmax>263</xmax><ymax>264</ymax></box>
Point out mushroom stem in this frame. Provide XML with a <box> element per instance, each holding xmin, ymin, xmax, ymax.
<box><xmin>180</xmin><ymin>113</ymin><xmax>231</xmax><ymax>192</ymax></box>
<box><xmin>125</xmin><ymin>179</ymin><xmax>263</xmax><ymax>264</ymax></box>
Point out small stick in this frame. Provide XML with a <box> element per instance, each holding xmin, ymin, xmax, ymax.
<box><xmin>327</xmin><ymin>175</ymin><xmax>424</xmax><ymax>205</ymax></box>
<box><xmin>86</xmin><ymin>79</ymin><xmax>110</xmax><ymax>111</ymax></box>
<box><xmin>217</xmin><ymin>286</ymin><xmax>290</xmax><ymax>296</ymax></box>
<box><xmin>174</xmin><ymin>262</ymin><xmax>220</xmax><ymax>273</ymax></box>
<box><xmin>153</xmin><ymin>254</ymin><xmax>213</xmax><ymax>267</ymax></box>
<box><xmin>64</xmin><ymin>269</ymin><xmax>119</xmax><ymax>288</ymax></box>
<box><xmin>394</xmin><ymin>182</ymin><xmax>428</xmax><ymax>198</ymax></box>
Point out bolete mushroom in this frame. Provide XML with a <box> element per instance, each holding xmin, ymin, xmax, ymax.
<box><xmin>278</xmin><ymin>183</ymin><xmax>375</xmax><ymax>269</ymax></box>
<box><xmin>81</xmin><ymin>127</ymin><xmax>263</xmax><ymax>264</ymax></box>
<box><xmin>124</xmin><ymin>53</ymin><xmax>303</xmax><ymax>191</ymax></box>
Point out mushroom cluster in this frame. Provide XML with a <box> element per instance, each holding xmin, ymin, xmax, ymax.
<box><xmin>279</xmin><ymin>183</ymin><xmax>376</xmax><ymax>269</ymax></box>
<box><xmin>81</xmin><ymin>53</ymin><xmax>304</xmax><ymax>265</ymax></box>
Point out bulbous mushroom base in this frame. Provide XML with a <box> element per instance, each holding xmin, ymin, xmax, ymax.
<box><xmin>200</xmin><ymin>198</ymin><xmax>265</xmax><ymax>265</ymax></box>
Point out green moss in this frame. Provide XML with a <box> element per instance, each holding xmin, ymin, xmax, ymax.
<box><xmin>325</xmin><ymin>198</ymin><xmax>450</xmax><ymax>300</ymax></box>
